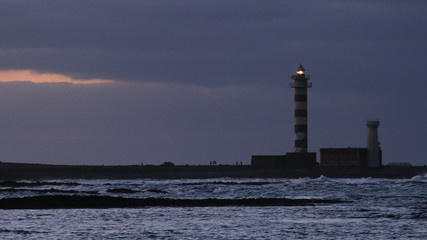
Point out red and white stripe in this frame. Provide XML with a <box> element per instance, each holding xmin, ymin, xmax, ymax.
<box><xmin>290</xmin><ymin>65</ymin><xmax>312</xmax><ymax>152</ymax></box>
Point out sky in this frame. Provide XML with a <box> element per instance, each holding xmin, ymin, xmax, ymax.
<box><xmin>0</xmin><ymin>0</ymin><xmax>425</xmax><ymax>166</ymax></box>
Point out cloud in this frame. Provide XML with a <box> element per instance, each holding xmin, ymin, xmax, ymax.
<box><xmin>0</xmin><ymin>0</ymin><xmax>425</xmax><ymax>86</ymax></box>
<box><xmin>0</xmin><ymin>70</ymin><xmax>114</xmax><ymax>84</ymax></box>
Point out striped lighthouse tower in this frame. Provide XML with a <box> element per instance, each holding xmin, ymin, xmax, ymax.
<box><xmin>290</xmin><ymin>64</ymin><xmax>312</xmax><ymax>152</ymax></box>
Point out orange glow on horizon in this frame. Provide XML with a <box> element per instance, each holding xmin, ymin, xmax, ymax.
<box><xmin>0</xmin><ymin>70</ymin><xmax>115</xmax><ymax>84</ymax></box>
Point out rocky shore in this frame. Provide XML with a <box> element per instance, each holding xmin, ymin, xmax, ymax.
<box><xmin>0</xmin><ymin>195</ymin><xmax>349</xmax><ymax>209</ymax></box>
<box><xmin>0</xmin><ymin>162</ymin><xmax>425</xmax><ymax>180</ymax></box>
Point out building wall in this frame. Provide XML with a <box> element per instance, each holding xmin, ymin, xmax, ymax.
<box><xmin>251</xmin><ymin>153</ymin><xmax>317</xmax><ymax>167</ymax></box>
<box><xmin>251</xmin><ymin>155</ymin><xmax>285</xmax><ymax>167</ymax></box>
<box><xmin>320</xmin><ymin>148</ymin><xmax>367</xmax><ymax>167</ymax></box>
<box><xmin>285</xmin><ymin>152</ymin><xmax>317</xmax><ymax>166</ymax></box>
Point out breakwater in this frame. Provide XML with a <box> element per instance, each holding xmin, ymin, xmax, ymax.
<box><xmin>0</xmin><ymin>162</ymin><xmax>425</xmax><ymax>180</ymax></box>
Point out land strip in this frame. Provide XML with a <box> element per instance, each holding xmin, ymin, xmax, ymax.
<box><xmin>0</xmin><ymin>162</ymin><xmax>425</xmax><ymax>180</ymax></box>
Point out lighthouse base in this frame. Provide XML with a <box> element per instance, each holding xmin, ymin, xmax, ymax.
<box><xmin>251</xmin><ymin>152</ymin><xmax>317</xmax><ymax>167</ymax></box>
<box><xmin>285</xmin><ymin>152</ymin><xmax>317</xmax><ymax>166</ymax></box>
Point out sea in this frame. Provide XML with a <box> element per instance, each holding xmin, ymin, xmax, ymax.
<box><xmin>0</xmin><ymin>175</ymin><xmax>425</xmax><ymax>239</ymax></box>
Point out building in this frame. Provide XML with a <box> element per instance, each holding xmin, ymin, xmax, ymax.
<box><xmin>320</xmin><ymin>120</ymin><xmax>382</xmax><ymax>167</ymax></box>
<box><xmin>366</xmin><ymin>120</ymin><xmax>381</xmax><ymax>167</ymax></box>
<box><xmin>251</xmin><ymin>153</ymin><xmax>316</xmax><ymax>167</ymax></box>
<box><xmin>251</xmin><ymin>155</ymin><xmax>285</xmax><ymax>167</ymax></box>
<box><xmin>320</xmin><ymin>148</ymin><xmax>367</xmax><ymax>167</ymax></box>
<box><xmin>251</xmin><ymin>64</ymin><xmax>383</xmax><ymax>168</ymax></box>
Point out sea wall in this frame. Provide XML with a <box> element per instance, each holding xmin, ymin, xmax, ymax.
<box><xmin>0</xmin><ymin>162</ymin><xmax>425</xmax><ymax>180</ymax></box>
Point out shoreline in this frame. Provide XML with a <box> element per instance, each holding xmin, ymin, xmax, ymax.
<box><xmin>0</xmin><ymin>162</ymin><xmax>425</xmax><ymax>180</ymax></box>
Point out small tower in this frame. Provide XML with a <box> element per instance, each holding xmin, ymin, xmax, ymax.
<box><xmin>290</xmin><ymin>64</ymin><xmax>312</xmax><ymax>152</ymax></box>
<box><xmin>366</xmin><ymin>120</ymin><xmax>382</xmax><ymax>167</ymax></box>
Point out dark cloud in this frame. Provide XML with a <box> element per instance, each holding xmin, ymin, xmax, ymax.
<box><xmin>0</xmin><ymin>1</ymin><xmax>425</xmax><ymax>165</ymax></box>
<box><xmin>1</xmin><ymin>0</ymin><xmax>425</xmax><ymax>85</ymax></box>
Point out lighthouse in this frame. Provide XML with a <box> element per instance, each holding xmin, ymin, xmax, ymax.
<box><xmin>290</xmin><ymin>64</ymin><xmax>312</xmax><ymax>152</ymax></box>
<box><xmin>251</xmin><ymin>64</ymin><xmax>317</xmax><ymax>166</ymax></box>
<box><xmin>366</xmin><ymin>120</ymin><xmax>382</xmax><ymax>167</ymax></box>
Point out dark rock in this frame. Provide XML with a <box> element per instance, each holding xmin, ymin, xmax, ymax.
<box><xmin>0</xmin><ymin>195</ymin><xmax>350</xmax><ymax>209</ymax></box>
<box><xmin>180</xmin><ymin>181</ymin><xmax>271</xmax><ymax>186</ymax></box>
<box><xmin>147</xmin><ymin>189</ymin><xmax>167</xmax><ymax>194</ymax></box>
<box><xmin>0</xmin><ymin>188</ymin><xmax>97</xmax><ymax>194</ymax></box>
<box><xmin>212</xmin><ymin>181</ymin><xmax>271</xmax><ymax>185</ymax></box>
<box><xmin>106</xmin><ymin>188</ymin><xmax>138</xmax><ymax>194</ymax></box>
<box><xmin>0</xmin><ymin>181</ymin><xmax>80</xmax><ymax>187</ymax></box>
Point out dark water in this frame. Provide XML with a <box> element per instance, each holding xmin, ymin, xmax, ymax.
<box><xmin>0</xmin><ymin>176</ymin><xmax>425</xmax><ymax>239</ymax></box>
